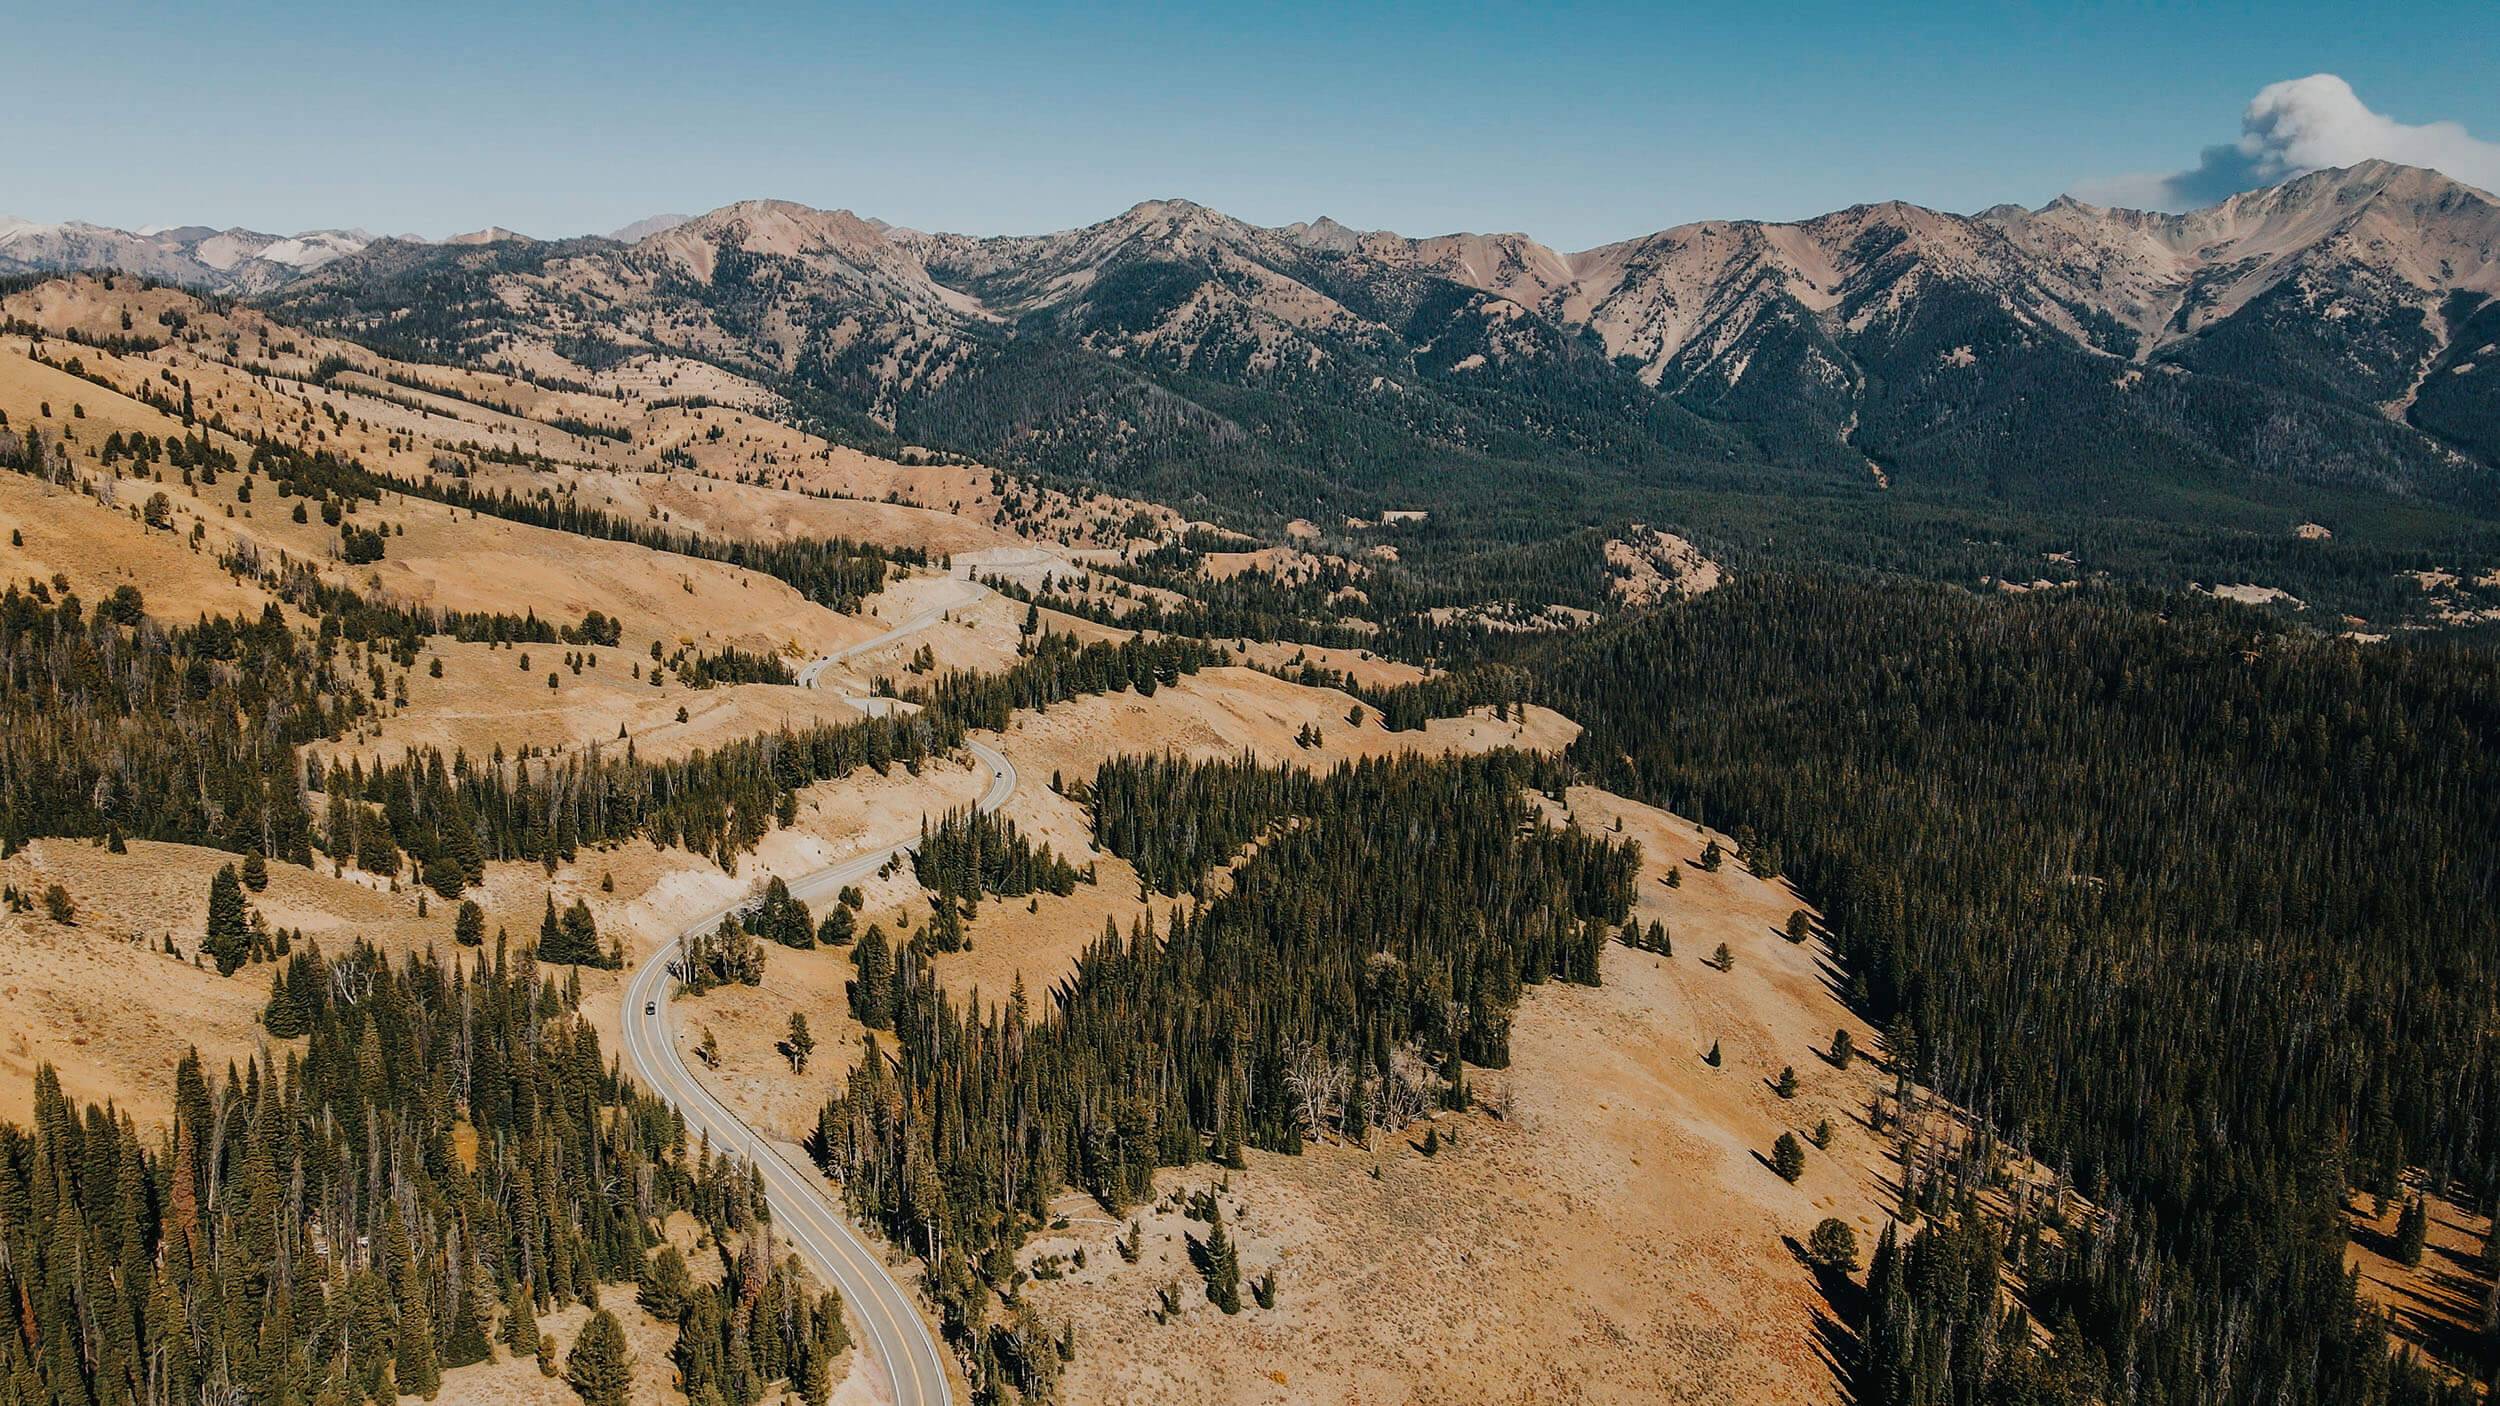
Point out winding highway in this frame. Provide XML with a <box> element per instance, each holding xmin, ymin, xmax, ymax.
<box><xmin>620</xmin><ymin>571</ymin><xmax>1007</xmax><ymax>1406</ymax></box>
<box><xmin>795</xmin><ymin>569</ymin><xmax>994</xmax><ymax>691</ymax></box>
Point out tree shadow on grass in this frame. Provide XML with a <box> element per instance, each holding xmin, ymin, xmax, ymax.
<box><xmin>1785</xmin><ymin>1233</ymin><xmax>1864</xmax><ymax>1403</ymax></box>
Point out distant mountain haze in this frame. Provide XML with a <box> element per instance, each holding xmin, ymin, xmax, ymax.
<box><xmin>0</xmin><ymin>212</ymin><xmax>690</xmax><ymax>291</ymax></box>
<box><xmin>0</xmin><ymin>218</ymin><xmax>379</xmax><ymax>293</ymax></box>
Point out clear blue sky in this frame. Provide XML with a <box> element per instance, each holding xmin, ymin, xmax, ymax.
<box><xmin>7</xmin><ymin>0</ymin><xmax>2496</xmax><ymax>248</ymax></box>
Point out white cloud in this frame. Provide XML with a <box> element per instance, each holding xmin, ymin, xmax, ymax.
<box><xmin>2077</xmin><ymin>74</ymin><xmax>2500</xmax><ymax>210</ymax></box>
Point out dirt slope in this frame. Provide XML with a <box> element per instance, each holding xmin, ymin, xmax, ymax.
<box><xmin>1010</xmin><ymin>786</ymin><xmax>1892</xmax><ymax>1405</ymax></box>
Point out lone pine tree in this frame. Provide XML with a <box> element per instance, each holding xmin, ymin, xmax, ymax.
<box><xmin>1199</xmin><ymin>1205</ymin><xmax>1243</xmax><ymax>1313</ymax></box>
<box><xmin>1772</xmin><ymin>1132</ymin><xmax>1806</xmax><ymax>1183</ymax></box>
<box><xmin>565</xmin><ymin>1308</ymin><xmax>631</xmax><ymax>1406</ymax></box>
<box><xmin>1806</xmin><ymin>1217</ymin><xmax>1859</xmax><ymax>1276</ymax></box>
<box><xmin>2397</xmin><ymin>1195</ymin><xmax>2429</xmax><ymax>1267</ymax></box>
<box><xmin>785</xmin><ymin>1010</ymin><xmax>816</xmax><ymax>1072</ymax></box>
<box><xmin>203</xmin><ymin>862</ymin><xmax>250</xmax><ymax>975</ymax></box>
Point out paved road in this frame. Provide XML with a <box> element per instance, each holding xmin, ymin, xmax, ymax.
<box><xmin>796</xmin><ymin>571</ymin><xmax>992</xmax><ymax>689</ymax></box>
<box><xmin>620</xmin><ymin>573</ymin><xmax>1008</xmax><ymax>1406</ymax></box>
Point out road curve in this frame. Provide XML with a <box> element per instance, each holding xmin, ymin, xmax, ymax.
<box><xmin>620</xmin><ymin>571</ymin><xmax>1008</xmax><ymax>1406</ymax></box>
<box><xmin>797</xmin><ymin>570</ymin><xmax>994</xmax><ymax>690</ymax></box>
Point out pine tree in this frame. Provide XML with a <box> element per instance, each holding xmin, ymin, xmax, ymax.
<box><xmin>205</xmin><ymin>863</ymin><xmax>251</xmax><ymax>975</ymax></box>
<box><xmin>785</xmin><ymin>1012</ymin><xmax>816</xmax><ymax>1073</ymax></box>
<box><xmin>1830</xmin><ymin>1028</ymin><xmax>1854</xmax><ymax>1069</ymax></box>
<box><xmin>852</xmin><ymin>925</ymin><xmax>893</xmax><ymax>1027</ymax></box>
<box><xmin>445</xmin><ymin>806</ymin><xmax>486</xmax><ymax>890</ymax></box>
<box><xmin>1199</xmin><ymin>1205</ymin><xmax>1242</xmax><ymax>1313</ymax></box>
<box><xmin>802</xmin><ymin>1343</ymin><xmax>836</xmax><ymax>1406</ymax></box>
<box><xmin>756</xmin><ymin>875</ymin><xmax>815</xmax><ymax>948</ymax></box>
<box><xmin>455</xmin><ymin>899</ymin><xmax>486</xmax><ymax>946</ymax></box>
<box><xmin>566</xmin><ymin>1309</ymin><xmax>632</xmax><ymax>1406</ymax></box>
<box><xmin>1210</xmin><ymin>1089</ymin><xmax>1246</xmax><ymax>1169</ymax></box>
<box><xmin>1772</xmin><ymin>1132</ymin><xmax>1806</xmax><ymax>1183</ymax></box>
<box><xmin>816</xmin><ymin>904</ymin><xmax>855</xmax><ymax>947</ymax></box>
<box><xmin>559</xmin><ymin>899</ymin><xmax>602</xmax><ymax>966</ymax></box>
<box><xmin>442</xmin><ymin>1268</ymin><xmax>494</xmax><ymax>1369</ymax></box>
<box><xmin>503</xmin><ymin>1278</ymin><xmax>541</xmax><ymax>1357</ymax></box>
<box><xmin>1776</xmin><ymin>1065</ymin><xmax>1799</xmax><ymax>1099</ymax></box>
<box><xmin>535</xmin><ymin>894</ymin><xmax>609</xmax><ymax>967</ymax></box>
<box><xmin>242</xmin><ymin>851</ymin><xmax>270</xmax><ymax>891</ymax></box>
<box><xmin>637</xmin><ymin>1245</ymin><xmax>692</xmax><ymax>1321</ymax></box>
<box><xmin>395</xmin><ymin>1260</ymin><xmax>443</xmax><ymax>1400</ymax></box>
<box><xmin>262</xmin><ymin>968</ymin><xmax>306</xmax><ymax>1038</ymax></box>
<box><xmin>1807</xmin><ymin>1217</ymin><xmax>1859</xmax><ymax>1275</ymax></box>
<box><xmin>2397</xmin><ymin>1195</ymin><xmax>2429</xmax><ymax>1267</ymax></box>
<box><xmin>1860</xmin><ymin>1222</ymin><xmax>1911</xmax><ymax>1406</ymax></box>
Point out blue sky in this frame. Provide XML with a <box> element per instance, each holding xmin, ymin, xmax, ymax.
<box><xmin>6</xmin><ymin>0</ymin><xmax>2496</xmax><ymax>247</ymax></box>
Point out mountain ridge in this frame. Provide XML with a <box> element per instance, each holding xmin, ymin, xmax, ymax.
<box><xmin>25</xmin><ymin>159</ymin><xmax>2491</xmax><ymax>312</ymax></box>
<box><xmin>22</xmin><ymin>163</ymin><xmax>2494</xmax><ymax>374</ymax></box>
<box><xmin>29</xmin><ymin>164</ymin><xmax>2490</xmax><ymax>592</ymax></box>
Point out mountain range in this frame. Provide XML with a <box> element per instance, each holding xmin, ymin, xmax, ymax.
<box><xmin>0</xmin><ymin>214</ymin><xmax>692</xmax><ymax>292</ymax></box>
<box><xmin>0</xmin><ymin>217</ymin><xmax>382</xmax><ymax>293</ymax></box>
<box><xmin>11</xmin><ymin>163</ymin><xmax>2498</xmax><ymax>609</ymax></box>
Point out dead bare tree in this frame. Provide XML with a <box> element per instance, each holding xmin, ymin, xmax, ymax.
<box><xmin>1371</xmin><ymin>1046</ymin><xmax>1436</xmax><ymax>1135</ymax></box>
<box><xmin>329</xmin><ymin>951</ymin><xmax>374</xmax><ymax>1007</ymax></box>
<box><xmin>1282</xmin><ymin>1040</ymin><xmax>1348</xmax><ymax>1143</ymax></box>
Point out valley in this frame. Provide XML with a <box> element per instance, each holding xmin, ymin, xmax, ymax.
<box><xmin>0</xmin><ymin>274</ymin><xmax>1930</xmax><ymax>1406</ymax></box>
<box><xmin>0</xmin><ymin>152</ymin><xmax>2496</xmax><ymax>1406</ymax></box>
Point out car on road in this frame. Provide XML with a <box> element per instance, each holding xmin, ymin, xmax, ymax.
<box><xmin>645</xmin><ymin>1002</ymin><xmax>656</xmax><ymax>1016</ymax></box>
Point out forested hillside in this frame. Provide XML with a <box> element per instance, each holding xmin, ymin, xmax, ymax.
<box><xmin>1538</xmin><ymin>574</ymin><xmax>2500</xmax><ymax>1403</ymax></box>
<box><xmin>0</xmin><ymin>940</ymin><xmax>848</xmax><ymax>1406</ymax></box>
<box><xmin>0</xmin><ymin>583</ymin><xmax>330</xmax><ymax>858</ymax></box>
<box><xmin>813</xmin><ymin>751</ymin><xmax>1635</xmax><ymax>1394</ymax></box>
